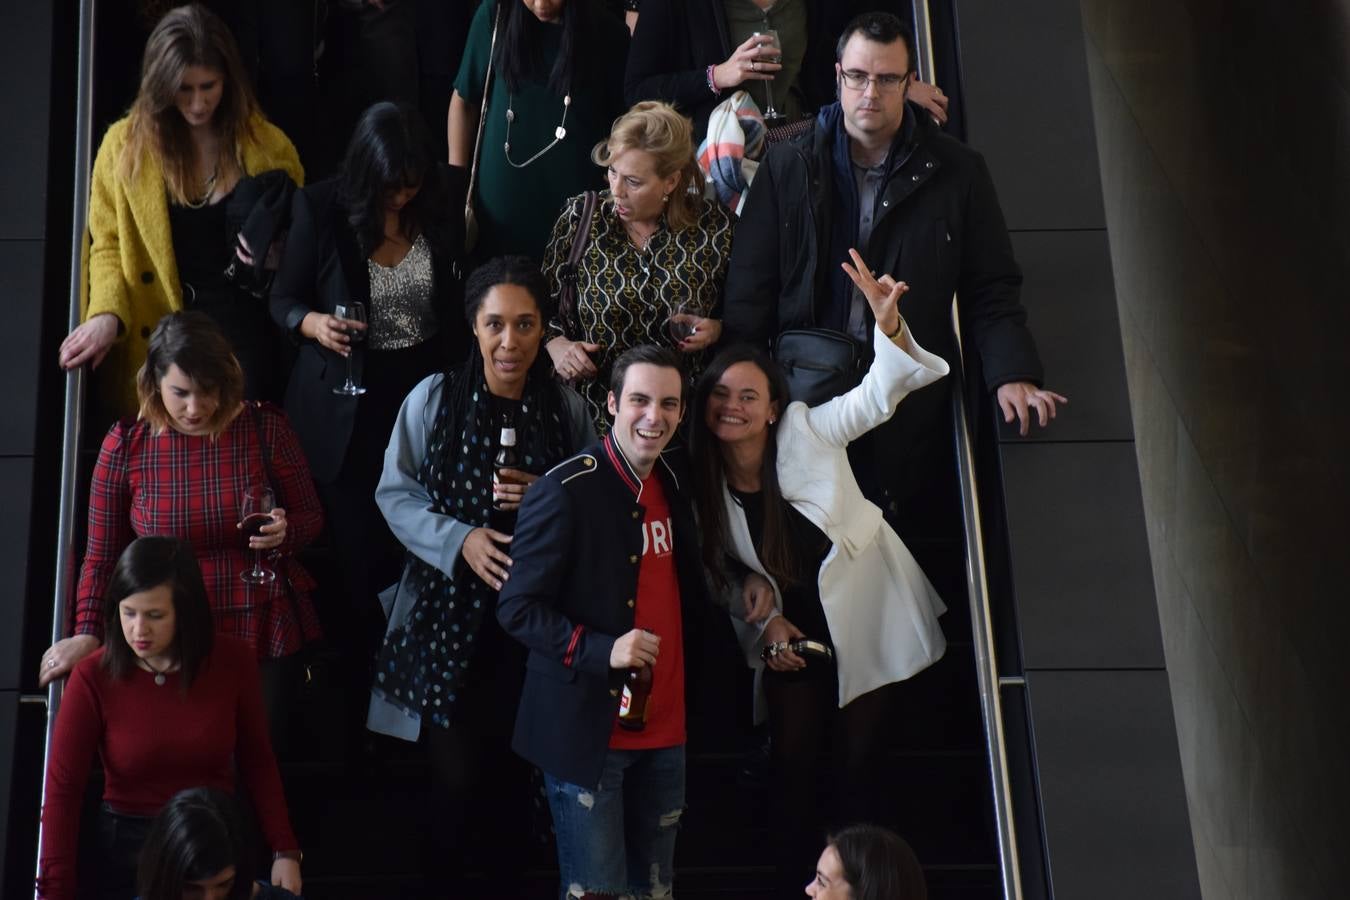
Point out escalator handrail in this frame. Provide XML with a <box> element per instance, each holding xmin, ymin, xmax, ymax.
<box><xmin>36</xmin><ymin>0</ymin><xmax>97</xmax><ymax>895</ymax></box>
<box><xmin>911</xmin><ymin>1</ymin><xmax>1024</xmax><ymax>898</ymax></box>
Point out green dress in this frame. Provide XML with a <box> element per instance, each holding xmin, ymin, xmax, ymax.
<box><xmin>455</xmin><ymin>1</ymin><xmax>629</xmax><ymax>263</ymax></box>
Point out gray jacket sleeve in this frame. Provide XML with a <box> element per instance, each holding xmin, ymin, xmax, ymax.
<box><xmin>559</xmin><ymin>384</ymin><xmax>599</xmax><ymax>451</ymax></box>
<box><xmin>375</xmin><ymin>374</ymin><xmax>475</xmax><ymax>575</ymax></box>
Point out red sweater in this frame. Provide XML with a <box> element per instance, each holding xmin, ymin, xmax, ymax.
<box><xmin>37</xmin><ymin>637</ymin><xmax>298</xmax><ymax>900</ymax></box>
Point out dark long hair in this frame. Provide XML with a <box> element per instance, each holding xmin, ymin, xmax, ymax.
<box><xmin>136</xmin><ymin>787</ymin><xmax>257</xmax><ymax>900</ymax></box>
<box><xmin>101</xmin><ymin>537</ymin><xmax>214</xmax><ymax>693</ymax></box>
<box><xmin>691</xmin><ymin>345</ymin><xmax>805</xmax><ymax>590</ymax></box>
<box><xmin>339</xmin><ymin>101</ymin><xmax>451</xmax><ymax>257</ymax></box>
<box><xmin>445</xmin><ymin>255</ymin><xmax>562</xmax><ymax>427</ymax></box>
<box><xmin>829</xmin><ymin>825</ymin><xmax>928</xmax><ymax>900</ymax></box>
<box><xmin>493</xmin><ymin>0</ymin><xmax>586</xmax><ymax>95</ymax></box>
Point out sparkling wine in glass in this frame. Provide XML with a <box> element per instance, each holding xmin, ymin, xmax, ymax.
<box><xmin>667</xmin><ymin>301</ymin><xmax>699</xmax><ymax>347</ymax></box>
<box><xmin>753</xmin><ymin>29</ymin><xmax>784</xmax><ymax>124</ymax></box>
<box><xmin>240</xmin><ymin>485</ymin><xmax>277</xmax><ymax>585</ymax></box>
<box><xmin>332</xmin><ymin>301</ymin><xmax>368</xmax><ymax>396</ymax></box>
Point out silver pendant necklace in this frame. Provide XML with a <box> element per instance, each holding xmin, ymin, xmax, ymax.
<box><xmin>504</xmin><ymin>92</ymin><xmax>572</xmax><ymax>168</ymax></box>
<box><xmin>141</xmin><ymin>657</ymin><xmax>175</xmax><ymax>686</ymax></box>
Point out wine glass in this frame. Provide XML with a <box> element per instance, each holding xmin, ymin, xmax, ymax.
<box><xmin>240</xmin><ymin>485</ymin><xmax>277</xmax><ymax>585</ymax></box>
<box><xmin>666</xmin><ymin>301</ymin><xmax>699</xmax><ymax>348</ymax></box>
<box><xmin>332</xmin><ymin>301</ymin><xmax>368</xmax><ymax>396</ymax></box>
<box><xmin>753</xmin><ymin>29</ymin><xmax>784</xmax><ymax>124</ymax></box>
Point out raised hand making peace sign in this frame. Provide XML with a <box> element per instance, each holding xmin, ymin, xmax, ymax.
<box><xmin>840</xmin><ymin>248</ymin><xmax>908</xmax><ymax>338</ymax></box>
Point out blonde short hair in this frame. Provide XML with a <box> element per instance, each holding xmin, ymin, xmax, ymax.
<box><xmin>592</xmin><ymin>101</ymin><xmax>705</xmax><ymax>231</ymax></box>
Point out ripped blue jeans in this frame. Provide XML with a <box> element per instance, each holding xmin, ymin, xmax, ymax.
<box><xmin>545</xmin><ymin>745</ymin><xmax>686</xmax><ymax>899</ymax></box>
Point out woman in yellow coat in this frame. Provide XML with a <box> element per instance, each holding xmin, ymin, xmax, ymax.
<box><xmin>59</xmin><ymin>3</ymin><xmax>303</xmax><ymax>417</ymax></box>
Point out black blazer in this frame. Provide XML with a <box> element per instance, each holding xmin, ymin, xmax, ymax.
<box><xmin>624</xmin><ymin>0</ymin><xmax>852</xmax><ymax>139</ymax></box>
<box><xmin>269</xmin><ymin>168</ymin><xmax>469</xmax><ymax>483</ymax></box>
<box><xmin>496</xmin><ymin>438</ymin><xmax>711</xmax><ymax>789</ymax></box>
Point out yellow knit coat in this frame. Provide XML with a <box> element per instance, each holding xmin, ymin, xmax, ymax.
<box><xmin>81</xmin><ymin>114</ymin><xmax>304</xmax><ymax>416</ymax></box>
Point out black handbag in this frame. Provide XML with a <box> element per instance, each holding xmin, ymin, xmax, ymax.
<box><xmin>772</xmin><ymin>328</ymin><xmax>865</xmax><ymax>407</ymax></box>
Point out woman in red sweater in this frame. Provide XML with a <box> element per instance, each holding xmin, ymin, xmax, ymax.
<box><xmin>37</xmin><ymin>536</ymin><xmax>302</xmax><ymax>900</ymax></box>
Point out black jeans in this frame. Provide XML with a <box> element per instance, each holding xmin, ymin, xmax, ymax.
<box><xmin>83</xmin><ymin>805</ymin><xmax>152</xmax><ymax>900</ymax></box>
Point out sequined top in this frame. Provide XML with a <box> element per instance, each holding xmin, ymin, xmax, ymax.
<box><xmin>367</xmin><ymin>233</ymin><xmax>438</xmax><ymax>350</ymax></box>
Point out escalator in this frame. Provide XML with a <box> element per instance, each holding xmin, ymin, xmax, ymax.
<box><xmin>23</xmin><ymin>1</ymin><xmax>1057</xmax><ymax>898</ymax></box>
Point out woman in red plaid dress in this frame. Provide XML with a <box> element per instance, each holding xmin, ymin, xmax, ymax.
<box><xmin>40</xmin><ymin>313</ymin><xmax>323</xmax><ymax>724</ymax></box>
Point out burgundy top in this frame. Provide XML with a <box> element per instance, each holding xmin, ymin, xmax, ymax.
<box><xmin>37</xmin><ymin>636</ymin><xmax>299</xmax><ymax>900</ymax></box>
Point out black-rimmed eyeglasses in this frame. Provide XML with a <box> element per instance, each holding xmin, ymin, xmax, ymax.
<box><xmin>838</xmin><ymin>70</ymin><xmax>911</xmax><ymax>93</ymax></box>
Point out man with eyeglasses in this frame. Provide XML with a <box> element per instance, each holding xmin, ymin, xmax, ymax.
<box><xmin>722</xmin><ymin>10</ymin><xmax>1065</xmax><ymax>553</ymax></box>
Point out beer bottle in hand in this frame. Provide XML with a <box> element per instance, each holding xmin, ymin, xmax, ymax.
<box><xmin>492</xmin><ymin>411</ymin><xmax>519</xmax><ymax>512</ymax></box>
<box><xmin>617</xmin><ymin>663</ymin><xmax>653</xmax><ymax>731</ymax></box>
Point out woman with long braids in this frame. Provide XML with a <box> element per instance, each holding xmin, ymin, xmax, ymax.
<box><xmin>448</xmin><ymin>0</ymin><xmax>629</xmax><ymax>262</ymax></box>
<box><xmin>367</xmin><ymin>256</ymin><xmax>593</xmax><ymax>893</ymax></box>
<box><xmin>691</xmin><ymin>250</ymin><xmax>951</xmax><ymax>892</ymax></box>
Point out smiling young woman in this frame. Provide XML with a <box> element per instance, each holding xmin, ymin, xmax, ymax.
<box><xmin>690</xmin><ymin>252</ymin><xmax>953</xmax><ymax>891</ymax></box>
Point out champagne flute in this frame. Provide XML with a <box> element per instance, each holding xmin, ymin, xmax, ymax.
<box><xmin>332</xmin><ymin>301</ymin><xmax>368</xmax><ymax>396</ymax></box>
<box><xmin>753</xmin><ymin>29</ymin><xmax>784</xmax><ymax>124</ymax></box>
<box><xmin>240</xmin><ymin>485</ymin><xmax>277</xmax><ymax>585</ymax></box>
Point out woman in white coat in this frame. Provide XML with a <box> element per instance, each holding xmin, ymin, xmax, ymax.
<box><xmin>690</xmin><ymin>249</ymin><xmax>951</xmax><ymax>891</ymax></box>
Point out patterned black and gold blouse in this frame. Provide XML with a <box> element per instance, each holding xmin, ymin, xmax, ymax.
<box><xmin>542</xmin><ymin>191</ymin><xmax>735</xmax><ymax>430</ymax></box>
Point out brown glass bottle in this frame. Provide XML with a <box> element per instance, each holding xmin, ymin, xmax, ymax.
<box><xmin>617</xmin><ymin>663</ymin><xmax>654</xmax><ymax>731</ymax></box>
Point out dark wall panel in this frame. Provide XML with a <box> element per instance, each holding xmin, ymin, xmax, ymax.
<box><xmin>0</xmin><ymin>4</ymin><xmax>53</xmax><ymax>240</ymax></box>
<box><xmin>0</xmin><ymin>242</ymin><xmax>45</xmax><ymax>457</ymax></box>
<box><xmin>1027</xmin><ymin>671</ymin><xmax>1201</xmax><ymax>899</ymax></box>
<box><xmin>956</xmin><ymin>0</ymin><xmax>1106</xmax><ymax>230</ymax></box>
<box><xmin>1001</xmin><ymin>442</ymin><xmax>1163</xmax><ymax>669</ymax></box>
<box><xmin>0</xmin><ymin>459</ymin><xmax>37</xmax><ymax>691</ymax></box>
<box><xmin>0</xmin><ymin>693</ymin><xmax>13</xmax><ymax>888</ymax></box>
<box><xmin>998</xmin><ymin>230</ymin><xmax>1133</xmax><ymax>442</ymax></box>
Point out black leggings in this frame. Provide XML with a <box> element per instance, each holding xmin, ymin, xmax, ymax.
<box><xmin>418</xmin><ymin>616</ymin><xmax>533</xmax><ymax>897</ymax></box>
<box><xmin>763</xmin><ymin>664</ymin><xmax>897</xmax><ymax>893</ymax></box>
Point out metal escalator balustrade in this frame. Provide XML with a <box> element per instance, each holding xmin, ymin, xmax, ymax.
<box><xmin>911</xmin><ymin>0</ymin><xmax>1026</xmax><ymax>897</ymax></box>
<box><xmin>33</xmin><ymin>1</ymin><xmax>96</xmax><ymax>897</ymax></box>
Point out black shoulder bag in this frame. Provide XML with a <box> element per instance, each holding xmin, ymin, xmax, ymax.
<box><xmin>772</xmin><ymin>328</ymin><xmax>865</xmax><ymax>407</ymax></box>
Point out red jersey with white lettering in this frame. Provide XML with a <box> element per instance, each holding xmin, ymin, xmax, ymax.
<box><xmin>610</xmin><ymin>472</ymin><xmax>686</xmax><ymax>749</ymax></box>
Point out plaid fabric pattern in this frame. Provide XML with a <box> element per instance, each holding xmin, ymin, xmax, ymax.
<box><xmin>73</xmin><ymin>403</ymin><xmax>323</xmax><ymax>657</ymax></box>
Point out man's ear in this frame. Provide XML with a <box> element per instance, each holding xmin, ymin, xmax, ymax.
<box><xmin>607</xmin><ymin>390</ymin><xmax>619</xmax><ymax>417</ymax></box>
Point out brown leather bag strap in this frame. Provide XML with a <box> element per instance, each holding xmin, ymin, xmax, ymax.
<box><xmin>557</xmin><ymin>189</ymin><xmax>599</xmax><ymax>334</ymax></box>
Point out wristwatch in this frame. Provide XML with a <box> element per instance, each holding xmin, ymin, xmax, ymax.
<box><xmin>273</xmin><ymin>850</ymin><xmax>303</xmax><ymax>863</ymax></box>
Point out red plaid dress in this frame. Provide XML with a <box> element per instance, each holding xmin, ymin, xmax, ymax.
<box><xmin>73</xmin><ymin>403</ymin><xmax>323</xmax><ymax>657</ymax></box>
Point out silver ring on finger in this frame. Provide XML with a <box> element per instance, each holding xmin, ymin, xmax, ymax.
<box><xmin>752</xmin><ymin>61</ymin><xmax>759</xmax><ymax>72</ymax></box>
